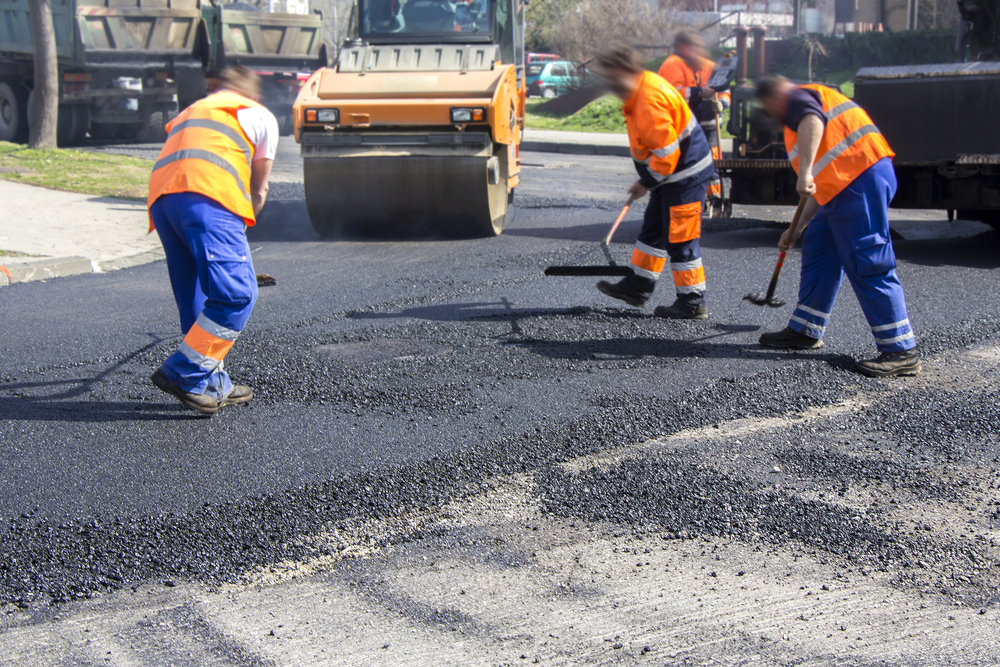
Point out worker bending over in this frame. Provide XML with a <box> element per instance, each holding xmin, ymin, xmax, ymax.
<box><xmin>659</xmin><ymin>30</ymin><xmax>730</xmax><ymax>214</ymax></box>
<box><xmin>147</xmin><ymin>66</ymin><xmax>278</xmax><ymax>414</ymax></box>
<box><xmin>755</xmin><ymin>74</ymin><xmax>920</xmax><ymax>378</ymax></box>
<box><xmin>594</xmin><ymin>46</ymin><xmax>716</xmax><ymax>320</ymax></box>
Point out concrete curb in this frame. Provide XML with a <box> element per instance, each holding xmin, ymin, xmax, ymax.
<box><xmin>0</xmin><ymin>248</ymin><xmax>165</xmax><ymax>287</ymax></box>
<box><xmin>520</xmin><ymin>141</ymin><xmax>631</xmax><ymax>158</ymax></box>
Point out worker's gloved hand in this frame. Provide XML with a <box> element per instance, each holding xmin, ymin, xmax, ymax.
<box><xmin>628</xmin><ymin>180</ymin><xmax>648</xmax><ymax>199</ymax></box>
<box><xmin>711</xmin><ymin>99</ymin><xmax>725</xmax><ymax>115</ymax></box>
<box><xmin>796</xmin><ymin>172</ymin><xmax>816</xmax><ymax>198</ymax></box>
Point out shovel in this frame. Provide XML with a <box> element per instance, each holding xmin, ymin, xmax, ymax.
<box><xmin>743</xmin><ymin>196</ymin><xmax>808</xmax><ymax>308</ymax></box>
<box><xmin>544</xmin><ymin>194</ymin><xmax>637</xmax><ymax>277</ymax></box>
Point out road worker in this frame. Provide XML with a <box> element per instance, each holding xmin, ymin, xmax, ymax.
<box><xmin>658</xmin><ymin>29</ymin><xmax>730</xmax><ymax>215</ymax></box>
<box><xmin>593</xmin><ymin>46</ymin><xmax>716</xmax><ymax>319</ymax></box>
<box><xmin>147</xmin><ymin>65</ymin><xmax>278</xmax><ymax>414</ymax></box>
<box><xmin>755</xmin><ymin>74</ymin><xmax>920</xmax><ymax>378</ymax></box>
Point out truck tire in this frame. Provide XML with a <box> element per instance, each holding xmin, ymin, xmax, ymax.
<box><xmin>0</xmin><ymin>81</ymin><xmax>29</xmax><ymax>143</ymax></box>
<box><xmin>56</xmin><ymin>104</ymin><xmax>90</xmax><ymax>147</ymax></box>
<box><xmin>70</xmin><ymin>105</ymin><xmax>90</xmax><ymax>144</ymax></box>
<box><xmin>135</xmin><ymin>106</ymin><xmax>167</xmax><ymax>144</ymax></box>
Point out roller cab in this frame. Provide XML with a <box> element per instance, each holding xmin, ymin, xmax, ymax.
<box><xmin>293</xmin><ymin>0</ymin><xmax>525</xmax><ymax>238</ymax></box>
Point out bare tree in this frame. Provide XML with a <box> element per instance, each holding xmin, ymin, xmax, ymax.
<box><xmin>27</xmin><ymin>0</ymin><xmax>59</xmax><ymax>149</ymax></box>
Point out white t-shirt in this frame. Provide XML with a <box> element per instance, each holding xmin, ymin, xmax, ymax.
<box><xmin>235</xmin><ymin>104</ymin><xmax>280</xmax><ymax>162</ymax></box>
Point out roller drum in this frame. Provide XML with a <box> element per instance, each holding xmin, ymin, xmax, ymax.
<box><xmin>304</xmin><ymin>152</ymin><xmax>510</xmax><ymax>238</ymax></box>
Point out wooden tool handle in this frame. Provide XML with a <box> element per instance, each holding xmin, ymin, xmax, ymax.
<box><xmin>602</xmin><ymin>193</ymin><xmax>639</xmax><ymax>246</ymax></box>
<box><xmin>764</xmin><ymin>197</ymin><xmax>809</xmax><ymax>300</ymax></box>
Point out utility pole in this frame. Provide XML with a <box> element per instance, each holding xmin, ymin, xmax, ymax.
<box><xmin>27</xmin><ymin>0</ymin><xmax>58</xmax><ymax>149</ymax></box>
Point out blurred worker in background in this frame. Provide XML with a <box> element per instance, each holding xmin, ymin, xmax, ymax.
<box><xmin>659</xmin><ymin>29</ymin><xmax>730</xmax><ymax>216</ymax></box>
<box><xmin>755</xmin><ymin>74</ymin><xmax>920</xmax><ymax>378</ymax></box>
<box><xmin>593</xmin><ymin>46</ymin><xmax>716</xmax><ymax>320</ymax></box>
<box><xmin>147</xmin><ymin>65</ymin><xmax>279</xmax><ymax>414</ymax></box>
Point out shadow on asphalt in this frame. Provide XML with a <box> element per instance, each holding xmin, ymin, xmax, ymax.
<box><xmin>0</xmin><ymin>335</ymin><xmax>205</xmax><ymax>422</ymax></box>
<box><xmin>507</xmin><ymin>336</ymin><xmax>854</xmax><ymax>367</ymax></box>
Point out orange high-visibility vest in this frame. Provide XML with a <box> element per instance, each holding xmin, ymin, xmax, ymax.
<box><xmin>784</xmin><ymin>84</ymin><xmax>894</xmax><ymax>206</ymax></box>
<box><xmin>658</xmin><ymin>54</ymin><xmax>713</xmax><ymax>101</ymax></box>
<box><xmin>148</xmin><ymin>90</ymin><xmax>260</xmax><ymax>228</ymax></box>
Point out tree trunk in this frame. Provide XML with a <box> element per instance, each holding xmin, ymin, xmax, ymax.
<box><xmin>27</xmin><ymin>0</ymin><xmax>59</xmax><ymax>149</ymax></box>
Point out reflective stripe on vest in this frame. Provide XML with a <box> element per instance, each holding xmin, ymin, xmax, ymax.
<box><xmin>148</xmin><ymin>91</ymin><xmax>260</xmax><ymax>226</ymax></box>
<box><xmin>783</xmin><ymin>84</ymin><xmax>894</xmax><ymax>206</ymax></box>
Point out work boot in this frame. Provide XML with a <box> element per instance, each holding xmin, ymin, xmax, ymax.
<box><xmin>596</xmin><ymin>279</ymin><xmax>649</xmax><ymax>308</ymax></box>
<box><xmin>220</xmin><ymin>385</ymin><xmax>254</xmax><ymax>408</ymax></box>
<box><xmin>854</xmin><ymin>348</ymin><xmax>921</xmax><ymax>378</ymax></box>
<box><xmin>759</xmin><ymin>327</ymin><xmax>824</xmax><ymax>350</ymax></box>
<box><xmin>654</xmin><ymin>299</ymin><xmax>708</xmax><ymax>320</ymax></box>
<box><xmin>150</xmin><ymin>369</ymin><xmax>220</xmax><ymax>416</ymax></box>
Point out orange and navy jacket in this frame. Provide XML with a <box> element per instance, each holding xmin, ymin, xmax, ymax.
<box><xmin>784</xmin><ymin>84</ymin><xmax>894</xmax><ymax>206</ymax></box>
<box><xmin>148</xmin><ymin>90</ymin><xmax>261</xmax><ymax>229</ymax></box>
<box><xmin>623</xmin><ymin>71</ymin><xmax>715</xmax><ymax>191</ymax></box>
<box><xmin>658</xmin><ymin>54</ymin><xmax>731</xmax><ymax>130</ymax></box>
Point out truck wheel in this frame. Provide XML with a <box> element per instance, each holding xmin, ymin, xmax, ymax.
<box><xmin>0</xmin><ymin>81</ymin><xmax>29</xmax><ymax>143</ymax></box>
<box><xmin>71</xmin><ymin>106</ymin><xmax>90</xmax><ymax>144</ymax></box>
<box><xmin>56</xmin><ymin>104</ymin><xmax>89</xmax><ymax>146</ymax></box>
<box><xmin>135</xmin><ymin>107</ymin><xmax>167</xmax><ymax>144</ymax></box>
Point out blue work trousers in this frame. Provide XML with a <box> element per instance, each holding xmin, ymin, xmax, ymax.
<box><xmin>789</xmin><ymin>158</ymin><xmax>916</xmax><ymax>353</ymax></box>
<box><xmin>151</xmin><ymin>192</ymin><xmax>257</xmax><ymax>399</ymax></box>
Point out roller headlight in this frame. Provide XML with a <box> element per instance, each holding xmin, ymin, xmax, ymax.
<box><xmin>451</xmin><ymin>107</ymin><xmax>485</xmax><ymax>123</ymax></box>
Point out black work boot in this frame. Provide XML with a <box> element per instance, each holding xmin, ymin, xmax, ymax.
<box><xmin>596</xmin><ymin>278</ymin><xmax>650</xmax><ymax>308</ymax></box>
<box><xmin>151</xmin><ymin>369</ymin><xmax>220</xmax><ymax>416</ymax></box>
<box><xmin>759</xmin><ymin>327</ymin><xmax>825</xmax><ymax>350</ymax></box>
<box><xmin>855</xmin><ymin>348</ymin><xmax>921</xmax><ymax>378</ymax></box>
<box><xmin>220</xmin><ymin>385</ymin><xmax>254</xmax><ymax>407</ymax></box>
<box><xmin>654</xmin><ymin>299</ymin><xmax>708</xmax><ymax>320</ymax></box>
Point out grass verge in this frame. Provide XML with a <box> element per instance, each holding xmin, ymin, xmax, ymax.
<box><xmin>0</xmin><ymin>142</ymin><xmax>151</xmax><ymax>200</ymax></box>
<box><xmin>525</xmin><ymin>96</ymin><xmax>735</xmax><ymax>140</ymax></box>
<box><xmin>525</xmin><ymin>96</ymin><xmax>626</xmax><ymax>133</ymax></box>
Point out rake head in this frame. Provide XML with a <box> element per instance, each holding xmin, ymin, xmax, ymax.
<box><xmin>743</xmin><ymin>292</ymin><xmax>787</xmax><ymax>308</ymax></box>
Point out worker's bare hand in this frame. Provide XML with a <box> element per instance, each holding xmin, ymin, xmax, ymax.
<box><xmin>701</xmin><ymin>86</ymin><xmax>716</xmax><ymax>99</ymax></box>
<box><xmin>796</xmin><ymin>172</ymin><xmax>816</xmax><ymax>198</ymax></box>
<box><xmin>628</xmin><ymin>181</ymin><xmax>648</xmax><ymax>199</ymax></box>
<box><xmin>778</xmin><ymin>222</ymin><xmax>808</xmax><ymax>252</ymax></box>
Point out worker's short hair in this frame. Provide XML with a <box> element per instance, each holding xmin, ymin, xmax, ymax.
<box><xmin>673</xmin><ymin>29</ymin><xmax>704</xmax><ymax>49</ymax></box>
<box><xmin>755</xmin><ymin>74</ymin><xmax>789</xmax><ymax>99</ymax></box>
<box><xmin>595</xmin><ymin>46</ymin><xmax>645</xmax><ymax>74</ymax></box>
<box><xmin>219</xmin><ymin>65</ymin><xmax>262</xmax><ymax>99</ymax></box>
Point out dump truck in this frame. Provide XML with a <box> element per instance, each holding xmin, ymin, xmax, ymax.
<box><xmin>198</xmin><ymin>0</ymin><xmax>327</xmax><ymax>134</ymax></box>
<box><xmin>292</xmin><ymin>0</ymin><xmax>525</xmax><ymax>238</ymax></box>
<box><xmin>0</xmin><ymin>0</ymin><xmax>207</xmax><ymax>145</ymax></box>
<box><xmin>720</xmin><ymin>5</ymin><xmax>1000</xmax><ymax>226</ymax></box>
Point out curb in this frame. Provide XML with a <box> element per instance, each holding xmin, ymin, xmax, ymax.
<box><xmin>520</xmin><ymin>141</ymin><xmax>631</xmax><ymax>158</ymax></box>
<box><xmin>0</xmin><ymin>248</ymin><xmax>165</xmax><ymax>287</ymax></box>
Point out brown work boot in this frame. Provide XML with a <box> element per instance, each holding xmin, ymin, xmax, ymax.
<box><xmin>759</xmin><ymin>327</ymin><xmax>824</xmax><ymax>350</ymax></box>
<box><xmin>854</xmin><ymin>348</ymin><xmax>921</xmax><ymax>378</ymax></box>
<box><xmin>220</xmin><ymin>385</ymin><xmax>254</xmax><ymax>407</ymax></box>
<box><xmin>596</xmin><ymin>279</ymin><xmax>650</xmax><ymax>308</ymax></box>
<box><xmin>654</xmin><ymin>299</ymin><xmax>708</xmax><ymax>320</ymax></box>
<box><xmin>150</xmin><ymin>369</ymin><xmax>220</xmax><ymax>415</ymax></box>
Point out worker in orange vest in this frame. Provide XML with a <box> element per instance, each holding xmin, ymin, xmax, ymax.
<box><xmin>755</xmin><ymin>74</ymin><xmax>920</xmax><ymax>378</ymax></box>
<box><xmin>658</xmin><ymin>30</ymin><xmax>730</xmax><ymax>216</ymax></box>
<box><xmin>593</xmin><ymin>46</ymin><xmax>716</xmax><ymax>319</ymax></box>
<box><xmin>147</xmin><ymin>66</ymin><xmax>278</xmax><ymax>414</ymax></box>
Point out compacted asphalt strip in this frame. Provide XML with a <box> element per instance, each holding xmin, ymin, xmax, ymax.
<box><xmin>1</xmin><ymin>149</ymin><xmax>999</xmax><ymax>617</ymax></box>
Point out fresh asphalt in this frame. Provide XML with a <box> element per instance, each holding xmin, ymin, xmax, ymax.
<box><xmin>2</xmin><ymin>145</ymin><xmax>999</xmax><ymax>606</ymax></box>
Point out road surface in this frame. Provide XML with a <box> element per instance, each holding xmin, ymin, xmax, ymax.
<box><xmin>1</xmin><ymin>145</ymin><xmax>998</xmax><ymax>665</ymax></box>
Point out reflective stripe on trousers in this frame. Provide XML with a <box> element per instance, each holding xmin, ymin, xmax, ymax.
<box><xmin>787</xmin><ymin>158</ymin><xmax>915</xmax><ymax>353</ymax></box>
<box><xmin>629</xmin><ymin>193</ymin><xmax>707</xmax><ymax>305</ymax></box>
